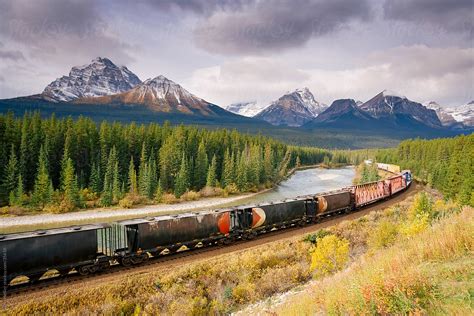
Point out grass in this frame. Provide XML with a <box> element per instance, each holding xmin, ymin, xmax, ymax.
<box><xmin>7</xmin><ymin>191</ymin><xmax>471</xmax><ymax>315</ymax></box>
<box><xmin>265</xmin><ymin>202</ymin><xmax>473</xmax><ymax>315</ymax></box>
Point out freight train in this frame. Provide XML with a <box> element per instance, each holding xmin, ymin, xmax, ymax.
<box><xmin>1</xmin><ymin>168</ymin><xmax>412</xmax><ymax>286</ymax></box>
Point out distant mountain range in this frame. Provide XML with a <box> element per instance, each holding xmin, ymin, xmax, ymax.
<box><xmin>0</xmin><ymin>57</ymin><xmax>471</xmax><ymax>148</ymax></box>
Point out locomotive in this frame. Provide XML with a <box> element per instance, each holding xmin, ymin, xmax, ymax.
<box><xmin>1</xmin><ymin>168</ymin><xmax>412</xmax><ymax>286</ymax></box>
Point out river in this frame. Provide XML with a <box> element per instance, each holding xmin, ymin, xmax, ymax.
<box><xmin>2</xmin><ymin>166</ymin><xmax>355</xmax><ymax>232</ymax></box>
<box><xmin>226</xmin><ymin>166</ymin><xmax>355</xmax><ymax>206</ymax></box>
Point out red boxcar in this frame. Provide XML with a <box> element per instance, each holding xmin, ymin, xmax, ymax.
<box><xmin>354</xmin><ymin>180</ymin><xmax>389</xmax><ymax>207</ymax></box>
<box><xmin>388</xmin><ymin>175</ymin><xmax>405</xmax><ymax>195</ymax></box>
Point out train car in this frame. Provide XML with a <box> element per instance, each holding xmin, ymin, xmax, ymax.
<box><xmin>314</xmin><ymin>190</ymin><xmax>353</xmax><ymax>216</ymax></box>
<box><xmin>387</xmin><ymin>174</ymin><xmax>405</xmax><ymax>195</ymax></box>
<box><xmin>353</xmin><ymin>180</ymin><xmax>389</xmax><ymax>207</ymax></box>
<box><xmin>117</xmin><ymin>209</ymin><xmax>233</xmax><ymax>262</ymax></box>
<box><xmin>1</xmin><ymin>224</ymin><xmax>109</xmax><ymax>284</ymax></box>
<box><xmin>377</xmin><ymin>163</ymin><xmax>401</xmax><ymax>174</ymax></box>
<box><xmin>236</xmin><ymin>198</ymin><xmax>310</xmax><ymax>235</ymax></box>
<box><xmin>402</xmin><ymin>170</ymin><xmax>412</xmax><ymax>186</ymax></box>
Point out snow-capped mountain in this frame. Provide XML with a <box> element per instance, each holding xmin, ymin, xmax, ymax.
<box><xmin>225</xmin><ymin>101</ymin><xmax>267</xmax><ymax>117</ymax></box>
<box><xmin>424</xmin><ymin>101</ymin><xmax>458</xmax><ymax>127</ymax></box>
<box><xmin>360</xmin><ymin>90</ymin><xmax>442</xmax><ymax>128</ymax></box>
<box><xmin>76</xmin><ymin>75</ymin><xmax>226</xmax><ymax>116</ymax></box>
<box><xmin>254</xmin><ymin>88</ymin><xmax>327</xmax><ymax>127</ymax></box>
<box><xmin>42</xmin><ymin>57</ymin><xmax>141</xmax><ymax>102</ymax></box>
<box><xmin>447</xmin><ymin>101</ymin><xmax>474</xmax><ymax>127</ymax></box>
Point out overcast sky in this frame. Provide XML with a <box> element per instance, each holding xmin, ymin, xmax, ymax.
<box><xmin>0</xmin><ymin>0</ymin><xmax>472</xmax><ymax>107</ymax></box>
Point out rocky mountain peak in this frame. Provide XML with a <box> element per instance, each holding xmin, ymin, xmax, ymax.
<box><xmin>360</xmin><ymin>91</ymin><xmax>442</xmax><ymax>128</ymax></box>
<box><xmin>254</xmin><ymin>88</ymin><xmax>327</xmax><ymax>126</ymax></box>
<box><xmin>42</xmin><ymin>57</ymin><xmax>141</xmax><ymax>102</ymax></box>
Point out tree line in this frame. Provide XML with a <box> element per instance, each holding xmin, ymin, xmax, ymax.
<box><xmin>375</xmin><ymin>134</ymin><xmax>473</xmax><ymax>206</ymax></box>
<box><xmin>0</xmin><ymin>112</ymin><xmax>331</xmax><ymax>211</ymax></box>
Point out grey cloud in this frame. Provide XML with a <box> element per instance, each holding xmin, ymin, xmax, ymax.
<box><xmin>0</xmin><ymin>49</ymin><xmax>25</xmax><ymax>61</ymax></box>
<box><xmin>384</xmin><ymin>0</ymin><xmax>473</xmax><ymax>35</ymax></box>
<box><xmin>0</xmin><ymin>0</ymin><xmax>103</xmax><ymax>42</ymax></box>
<box><xmin>193</xmin><ymin>0</ymin><xmax>372</xmax><ymax>55</ymax></box>
<box><xmin>140</xmin><ymin>0</ymin><xmax>251</xmax><ymax>15</ymax></box>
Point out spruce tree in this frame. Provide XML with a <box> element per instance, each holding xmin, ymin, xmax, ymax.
<box><xmin>222</xmin><ymin>148</ymin><xmax>234</xmax><ymax>187</ymax></box>
<box><xmin>101</xmin><ymin>147</ymin><xmax>116</xmax><ymax>206</ymax></box>
<box><xmin>32</xmin><ymin>145</ymin><xmax>53</xmax><ymax>209</ymax></box>
<box><xmin>89</xmin><ymin>162</ymin><xmax>101</xmax><ymax>194</ymax></box>
<box><xmin>174</xmin><ymin>154</ymin><xmax>189</xmax><ymax>198</ymax></box>
<box><xmin>61</xmin><ymin>157</ymin><xmax>80</xmax><ymax>208</ymax></box>
<box><xmin>206</xmin><ymin>154</ymin><xmax>217</xmax><ymax>187</ymax></box>
<box><xmin>128</xmin><ymin>156</ymin><xmax>138</xmax><ymax>195</ymax></box>
<box><xmin>112</xmin><ymin>161</ymin><xmax>122</xmax><ymax>203</ymax></box>
<box><xmin>10</xmin><ymin>175</ymin><xmax>25</xmax><ymax>206</ymax></box>
<box><xmin>2</xmin><ymin>145</ymin><xmax>18</xmax><ymax>203</ymax></box>
<box><xmin>138</xmin><ymin>143</ymin><xmax>149</xmax><ymax>197</ymax></box>
<box><xmin>194</xmin><ymin>140</ymin><xmax>208</xmax><ymax>190</ymax></box>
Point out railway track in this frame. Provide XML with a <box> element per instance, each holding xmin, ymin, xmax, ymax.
<box><xmin>4</xmin><ymin>182</ymin><xmax>420</xmax><ymax>302</ymax></box>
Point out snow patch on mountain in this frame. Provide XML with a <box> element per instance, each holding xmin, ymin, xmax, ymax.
<box><xmin>225</xmin><ymin>101</ymin><xmax>267</xmax><ymax>117</ymax></box>
<box><xmin>42</xmin><ymin>57</ymin><xmax>141</xmax><ymax>102</ymax></box>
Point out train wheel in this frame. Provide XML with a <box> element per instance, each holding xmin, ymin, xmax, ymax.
<box><xmin>121</xmin><ymin>257</ymin><xmax>133</xmax><ymax>267</ymax></box>
<box><xmin>78</xmin><ymin>266</ymin><xmax>90</xmax><ymax>276</ymax></box>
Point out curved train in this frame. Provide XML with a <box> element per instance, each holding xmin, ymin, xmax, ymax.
<box><xmin>1</xmin><ymin>164</ymin><xmax>411</xmax><ymax>286</ymax></box>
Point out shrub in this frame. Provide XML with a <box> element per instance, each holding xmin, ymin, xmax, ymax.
<box><xmin>200</xmin><ymin>186</ymin><xmax>223</xmax><ymax>198</ymax></box>
<box><xmin>407</xmin><ymin>192</ymin><xmax>434</xmax><ymax>221</ymax></box>
<box><xmin>162</xmin><ymin>193</ymin><xmax>179</xmax><ymax>204</ymax></box>
<box><xmin>400</xmin><ymin>214</ymin><xmax>430</xmax><ymax>237</ymax></box>
<box><xmin>180</xmin><ymin>191</ymin><xmax>200</xmax><ymax>201</ymax></box>
<box><xmin>223</xmin><ymin>183</ymin><xmax>239</xmax><ymax>195</ymax></box>
<box><xmin>303</xmin><ymin>229</ymin><xmax>331</xmax><ymax>245</ymax></box>
<box><xmin>310</xmin><ymin>235</ymin><xmax>350</xmax><ymax>277</ymax></box>
<box><xmin>368</xmin><ymin>220</ymin><xmax>398</xmax><ymax>250</ymax></box>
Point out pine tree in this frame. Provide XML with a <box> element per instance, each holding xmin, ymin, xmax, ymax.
<box><xmin>236</xmin><ymin>151</ymin><xmax>248</xmax><ymax>191</ymax></box>
<box><xmin>263</xmin><ymin>144</ymin><xmax>273</xmax><ymax>183</ymax></box>
<box><xmin>154</xmin><ymin>179</ymin><xmax>164</xmax><ymax>203</ymax></box>
<box><xmin>112</xmin><ymin>161</ymin><xmax>122</xmax><ymax>203</ymax></box>
<box><xmin>89</xmin><ymin>162</ymin><xmax>101</xmax><ymax>193</ymax></box>
<box><xmin>206</xmin><ymin>154</ymin><xmax>217</xmax><ymax>187</ymax></box>
<box><xmin>101</xmin><ymin>147</ymin><xmax>117</xmax><ymax>206</ymax></box>
<box><xmin>10</xmin><ymin>175</ymin><xmax>25</xmax><ymax>206</ymax></box>
<box><xmin>2</xmin><ymin>145</ymin><xmax>18</xmax><ymax>202</ymax></box>
<box><xmin>222</xmin><ymin>148</ymin><xmax>234</xmax><ymax>187</ymax></box>
<box><xmin>128</xmin><ymin>156</ymin><xmax>138</xmax><ymax>195</ymax></box>
<box><xmin>32</xmin><ymin>145</ymin><xmax>53</xmax><ymax>209</ymax></box>
<box><xmin>138</xmin><ymin>143</ymin><xmax>149</xmax><ymax>197</ymax></box>
<box><xmin>174</xmin><ymin>154</ymin><xmax>189</xmax><ymax>198</ymax></box>
<box><xmin>194</xmin><ymin>140</ymin><xmax>208</xmax><ymax>190</ymax></box>
<box><xmin>61</xmin><ymin>157</ymin><xmax>81</xmax><ymax>208</ymax></box>
<box><xmin>296</xmin><ymin>156</ymin><xmax>301</xmax><ymax>168</ymax></box>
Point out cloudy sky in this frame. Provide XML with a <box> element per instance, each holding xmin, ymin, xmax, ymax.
<box><xmin>0</xmin><ymin>0</ymin><xmax>472</xmax><ymax>107</ymax></box>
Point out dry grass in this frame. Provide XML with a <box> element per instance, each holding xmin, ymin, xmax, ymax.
<box><xmin>271</xmin><ymin>205</ymin><xmax>473</xmax><ymax>315</ymax></box>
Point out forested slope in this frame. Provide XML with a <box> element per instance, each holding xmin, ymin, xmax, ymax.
<box><xmin>376</xmin><ymin>134</ymin><xmax>473</xmax><ymax>205</ymax></box>
<box><xmin>0</xmin><ymin>112</ymin><xmax>330</xmax><ymax>211</ymax></box>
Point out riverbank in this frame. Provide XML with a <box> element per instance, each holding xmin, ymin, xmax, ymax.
<box><xmin>1</xmin><ymin>165</ymin><xmax>355</xmax><ymax>233</ymax></box>
<box><xmin>0</xmin><ymin>192</ymin><xmax>266</xmax><ymax>233</ymax></box>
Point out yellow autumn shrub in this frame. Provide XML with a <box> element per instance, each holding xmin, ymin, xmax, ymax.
<box><xmin>310</xmin><ymin>235</ymin><xmax>349</xmax><ymax>277</ymax></box>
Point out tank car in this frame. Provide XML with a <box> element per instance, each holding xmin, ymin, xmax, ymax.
<box><xmin>1</xmin><ymin>224</ymin><xmax>110</xmax><ymax>284</ymax></box>
<box><xmin>116</xmin><ymin>209</ymin><xmax>233</xmax><ymax>264</ymax></box>
<box><xmin>235</xmin><ymin>198</ymin><xmax>311</xmax><ymax>238</ymax></box>
<box><xmin>313</xmin><ymin>190</ymin><xmax>353</xmax><ymax>217</ymax></box>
